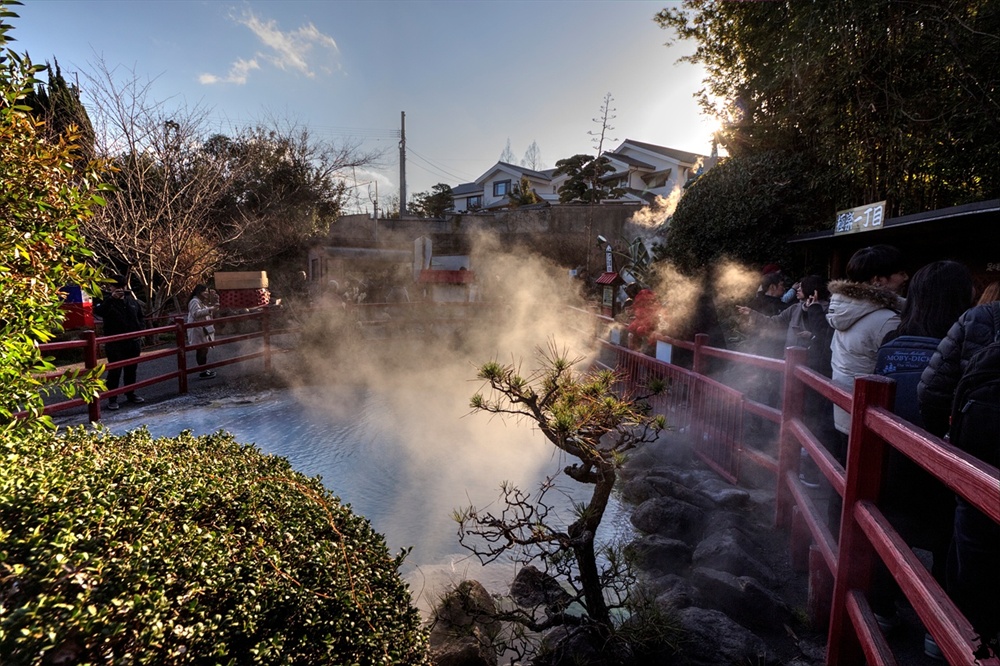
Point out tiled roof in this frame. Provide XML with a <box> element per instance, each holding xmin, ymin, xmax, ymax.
<box><xmin>618</xmin><ymin>139</ymin><xmax>705</xmax><ymax>165</ymax></box>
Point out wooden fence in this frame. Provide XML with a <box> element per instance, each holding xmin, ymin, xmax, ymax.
<box><xmin>599</xmin><ymin>326</ymin><xmax>1000</xmax><ymax>666</ymax></box>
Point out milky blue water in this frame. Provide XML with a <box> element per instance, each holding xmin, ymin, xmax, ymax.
<box><xmin>111</xmin><ymin>386</ymin><xmax>633</xmax><ymax>593</ymax></box>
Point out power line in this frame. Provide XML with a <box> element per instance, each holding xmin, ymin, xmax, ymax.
<box><xmin>407</xmin><ymin>146</ymin><xmax>477</xmax><ymax>184</ymax></box>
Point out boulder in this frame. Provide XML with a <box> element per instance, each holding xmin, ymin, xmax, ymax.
<box><xmin>509</xmin><ymin>565</ymin><xmax>572</xmax><ymax>612</ymax></box>
<box><xmin>691</xmin><ymin>567</ymin><xmax>792</xmax><ymax>631</ymax></box>
<box><xmin>629</xmin><ymin>496</ymin><xmax>706</xmax><ymax>543</ymax></box>
<box><xmin>624</xmin><ymin>533</ymin><xmax>692</xmax><ymax>574</ymax></box>
<box><xmin>677</xmin><ymin>607</ymin><xmax>779</xmax><ymax>666</ymax></box>
<box><xmin>429</xmin><ymin>580</ymin><xmax>499</xmax><ymax>666</ymax></box>
<box><xmin>692</xmin><ymin>526</ymin><xmax>776</xmax><ymax>585</ymax></box>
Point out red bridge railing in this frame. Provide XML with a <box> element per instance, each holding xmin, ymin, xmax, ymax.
<box><xmin>594</xmin><ymin>322</ymin><xmax>999</xmax><ymax>666</ymax></box>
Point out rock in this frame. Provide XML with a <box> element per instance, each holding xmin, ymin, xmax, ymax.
<box><xmin>691</xmin><ymin>567</ymin><xmax>792</xmax><ymax>631</ymax></box>
<box><xmin>624</xmin><ymin>534</ymin><xmax>692</xmax><ymax>574</ymax></box>
<box><xmin>429</xmin><ymin>580</ymin><xmax>499</xmax><ymax>666</ymax></box>
<box><xmin>695</xmin><ymin>478</ymin><xmax>751</xmax><ymax>509</ymax></box>
<box><xmin>649</xmin><ymin>573</ymin><xmax>697</xmax><ymax>610</ymax></box>
<box><xmin>509</xmin><ymin>565</ymin><xmax>572</xmax><ymax>612</ymax></box>
<box><xmin>677</xmin><ymin>607</ymin><xmax>779</xmax><ymax>666</ymax></box>
<box><xmin>629</xmin><ymin>496</ymin><xmax>706</xmax><ymax>543</ymax></box>
<box><xmin>692</xmin><ymin>527</ymin><xmax>776</xmax><ymax>586</ymax></box>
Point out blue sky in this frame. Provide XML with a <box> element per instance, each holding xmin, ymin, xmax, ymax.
<box><xmin>14</xmin><ymin>1</ymin><xmax>714</xmax><ymax>211</ymax></box>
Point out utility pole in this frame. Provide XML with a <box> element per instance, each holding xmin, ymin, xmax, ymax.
<box><xmin>399</xmin><ymin>111</ymin><xmax>407</xmax><ymax>217</ymax></box>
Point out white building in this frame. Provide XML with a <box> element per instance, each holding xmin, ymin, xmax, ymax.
<box><xmin>449</xmin><ymin>139</ymin><xmax>708</xmax><ymax>213</ymax></box>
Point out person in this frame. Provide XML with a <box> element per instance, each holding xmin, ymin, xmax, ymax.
<box><xmin>825</xmin><ymin>245</ymin><xmax>907</xmax><ymax>533</ymax></box>
<box><xmin>870</xmin><ymin>261</ymin><xmax>975</xmax><ymax>646</ymax></box>
<box><xmin>977</xmin><ymin>280</ymin><xmax>1000</xmax><ymax>305</ymax></box>
<box><xmin>747</xmin><ymin>270</ymin><xmax>790</xmax><ymax>318</ymax></box>
<box><xmin>738</xmin><ymin>275</ymin><xmax>827</xmax><ymax>356</ymax></box>
<box><xmin>187</xmin><ymin>284</ymin><xmax>219</xmax><ymax>379</ymax></box>
<box><xmin>93</xmin><ymin>274</ymin><xmax>146</xmax><ymax>410</ymax></box>
<box><xmin>918</xmin><ymin>300</ymin><xmax>1000</xmax><ymax>657</ymax></box>
<box><xmin>827</xmin><ymin>245</ymin><xmax>908</xmax><ymax>438</ymax></box>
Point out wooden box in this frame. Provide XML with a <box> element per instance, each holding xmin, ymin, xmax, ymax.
<box><xmin>214</xmin><ymin>271</ymin><xmax>268</xmax><ymax>290</ymax></box>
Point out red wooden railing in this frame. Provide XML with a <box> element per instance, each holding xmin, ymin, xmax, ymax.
<box><xmin>30</xmin><ymin>301</ymin><xmax>500</xmax><ymax>423</ymax></box>
<box><xmin>25</xmin><ymin>307</ymin><xmax>288</xmax><ymax>423</ymax></box>
<box><xmin>585</xmin><ymin>316</ymin><xmax>1000</xmax><ymax>666</ymax></box>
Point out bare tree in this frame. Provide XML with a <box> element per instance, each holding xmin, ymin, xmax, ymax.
<box><xmin>521</xmin><ymin>140</ymin><xmax>543</xmax><ymax>170</ymax></box>
<box><xmin>81</xmin><ymin>58</ymin><xmax>380</xmax><ymax>315</ymax></box>
<box><xmin>456</xmin><ymin>343</ymin><xmax>665</xmax><ymax>659</ymax></box>
<box><xmin>499</xmin><ymin>137</ymin><xmax>516</xmax><ymax>164</ymax></box>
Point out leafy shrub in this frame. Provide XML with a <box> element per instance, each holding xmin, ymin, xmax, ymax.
<box><xmin>0</xmin><ymin>427</ymin><xmax>428</xmax><ymax>665</ymax></box>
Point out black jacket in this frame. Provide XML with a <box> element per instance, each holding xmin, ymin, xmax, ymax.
<box><xmin>94</xmin><ymin>294</ymin><xmax>146</xmax><ymax>336</ymax></box>
<box><xmin>918</xmin><ymin>302</ymin><xmax>1000</xmax><ymax>436</ymax></box>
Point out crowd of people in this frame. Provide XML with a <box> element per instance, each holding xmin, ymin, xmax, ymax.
<box><xmin>729</xmin><ymin>246</ymin><xmax>998</xmax><ymax>660</ymax></box>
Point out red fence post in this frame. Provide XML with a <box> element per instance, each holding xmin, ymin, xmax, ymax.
<box><xmin>693</xmin><ymin>333</ymin><xmax>708</xmax><ymax>375</ymax></box>
<box><xmin>826</xmin><ymin>374</ymin><xmax>895</xmax><ymax>665</ymax></box>
<box><xmin>175</xmin><ymin>317</ymin><xmax>188</xmax><ymax>395</ymax></box>
<box><xmin>83</xmin><ymin>330</ymin><xmax>101</xmax><ymax>423</ymax></box>
<box><xmin>262</xmin><ymin>307</ymin><xmax>272</xmax><ymax>373</ymax></box>
<box><xmin>776</xmin><ymin>346</ymin><xmax>807</xmax><ymax>528</ymax></box>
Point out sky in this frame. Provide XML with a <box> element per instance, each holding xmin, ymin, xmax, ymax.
<box><xmin>13</xmin><ymin>0</ymin><xmax>715</xmax><ymax>213</ymax></box>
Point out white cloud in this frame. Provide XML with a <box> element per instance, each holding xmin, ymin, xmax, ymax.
<box><xmin>200</xmin><ymin>57</ymin><xmax>261</xmax><ymax>85</ymax></box>
<box><xmin>200</xmin><ymin>10</ymin><xmax>339</xmax><ymax>86</ymax></box>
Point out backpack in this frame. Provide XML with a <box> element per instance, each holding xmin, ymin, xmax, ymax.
<box><xmin>949</xmin><ymin>310</ymin><xmax>1000</xmax><ymax>469</ymax></box>
<box><xmin>875</xmin><ymin>335</ymin><xmax>941</xmax><ymax>428</ymax></box>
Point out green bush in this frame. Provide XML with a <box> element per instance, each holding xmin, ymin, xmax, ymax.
<box><xmin>0</xmin><ymin>427</ymin><xmax>429</xmax><ymax>665</ymax></box>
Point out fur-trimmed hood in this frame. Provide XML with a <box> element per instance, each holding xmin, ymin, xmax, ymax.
<box><xmin>826</xmin><ymin>279</ymin><xmax>904</xmax><ymax>332</ymax></box>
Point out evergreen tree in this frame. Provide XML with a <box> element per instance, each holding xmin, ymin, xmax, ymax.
<box><xmin>24</xmin><ymin>59</ymin><xmax>95</xmax><ymax>162</ymax></box>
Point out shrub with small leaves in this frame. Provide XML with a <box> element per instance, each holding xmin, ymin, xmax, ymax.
<box><xmin>0</xmin><ymin>427</ymin><xmax>429</xmax><ymax>665</ymax></box>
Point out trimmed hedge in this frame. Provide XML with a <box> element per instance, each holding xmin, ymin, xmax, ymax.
<box><xmin>0</xmin><ymin>427</ymin><xmax>428</xmax><ymax>665</ymax></box>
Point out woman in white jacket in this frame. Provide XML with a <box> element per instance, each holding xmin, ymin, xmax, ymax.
<box><xmin>824</xmin><ymin>246</ymin><xmax>906</xmax><ymax>538</ymax></box>
<box><xmin>826</xmin><ymin>245</ymin><xmax>908</xmax><ymax>436</ymax></box>
<box><xmin>187</xmin><ymin>284</ymin><xmax>219</xmax><ymax>379</ymax></box>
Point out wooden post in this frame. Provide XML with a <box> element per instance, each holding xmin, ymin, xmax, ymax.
<box><xmin>826</xmin><ymin>375</ymin><xmax>895</xmax><ymax>665</ymax></box>
<box><xmin>262</xmin><ymin>307</ymin><xmax>272</xmax><ymax>373</ymax></box>
<box><xmin>776</xmin><ymin>346</ymin><xmax>807</xmax><ymax>528</ymax></box>
<box><xmin>175</xmin><ymin>317</ymin><xmax>188</xmax><ymax>395</ymax></box>
<box><xmin>693</xmin><ymin>333</ymin><xmax>709</xmax><ymax>376</ymax></box>
<box><xmin>809</xmin><ymin>544</ymin><xmax>834</xmax><ymax>630</ymax></box>
<box><xmin>83</xmin><ymin>330</ymin><xmax>101</xmax><ymax>423</ymax></box>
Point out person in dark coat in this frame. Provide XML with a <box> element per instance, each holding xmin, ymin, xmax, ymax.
<box><xmin>918</xmin><ymin>300</ymin><xmax>1000</xmax><ymax>654</ymax></box>
<box><xmin>93</xmin><ymin>274</ymin><xmax>146</xmax><ymax>410</ymax></box>
<box><xmin>870</xmin><ymin>261</ymin><xmax>975</xmax><ymax>634</ymax></box>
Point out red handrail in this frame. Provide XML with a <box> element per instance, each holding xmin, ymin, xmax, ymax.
<box><xmin>596</xmin><ymin>313</ymin><xmax>999</xmax><ymax>665</ymax></box>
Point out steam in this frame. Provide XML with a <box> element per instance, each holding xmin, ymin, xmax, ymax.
<box><xmin>279</xmin><ymin>230</ymin><xmax>787</xmax><ymax>611</ymax></box>
<box><xmin>278</xmin><ymin>232</ymin><xmax>600</xmax><ymax>606</ymax></box>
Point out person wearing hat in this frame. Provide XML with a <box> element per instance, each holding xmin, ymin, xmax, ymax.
<box><xmin>93</xmin><ymin>274</ymin><xmax>147</xmax><ymax>410</ymax></box>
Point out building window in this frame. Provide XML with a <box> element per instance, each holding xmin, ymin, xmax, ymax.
<box><xmin>467</xmin><ymin>195</ymin><xmax>482</xmax><ymax>209</ymax></box>
<box><xmin>493</xmin><ymin>180</ymin><xmax>511</xmax><ymax>197</ymax></box>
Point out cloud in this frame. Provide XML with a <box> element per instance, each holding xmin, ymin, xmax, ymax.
<box><xmin>200</xmin><ymin>10</ymin><xmax>340</xmax><ymax>86</ymax></box>
<box><xmin>199</xmin><ymin>57</ymin><xmax>260</xmax><ymax>85</ymax></box>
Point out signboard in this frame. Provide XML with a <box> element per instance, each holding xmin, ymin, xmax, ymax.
<box><xmin>834</xmin><ymin>200</ymin><xmax>886</xmax><ymax>235</ymax></box>
<box><xmin>605</xmin><ymin>245</ymin><xmax>614</xmax><ymax>273</ymax></box>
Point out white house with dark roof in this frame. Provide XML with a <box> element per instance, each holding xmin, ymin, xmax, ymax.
<box><xmin>448</xmin><ymin>139</ymin><xmax>708</xmax><ymax>212</ymax></box>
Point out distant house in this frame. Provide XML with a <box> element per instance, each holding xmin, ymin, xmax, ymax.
<box><xmin>449</xmin><ymin>139</ymin><xmax>708</xmax><ymax>211</ymax></box>
<box><xmin>451</xmin><ymin>162</ymin><xmax>558</xmax><ymax>213</ymax></box>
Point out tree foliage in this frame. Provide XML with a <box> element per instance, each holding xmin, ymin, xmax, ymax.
<box><xmin>23</xmin><ymin>58</ymin><xmax>95</xmax><ymax>162</ymax></box>
<box><xmin>458</xmin><ymin>344</ymin><xmax>665</xmax><ymax>657</ymax></box>
<box><xmin>553</xmin><ymin>153</ymin><xmax>623</xmax><ymax>204</ymax></box>
<box><xmin>658</xmin><ymin>151</ymin><xmax>838</xmax><ymax>273</ymax></box>
<box><xmin>409</xmin><ymin>182</ymin><xmax>454</xmax><ymax>218</ymax></box>
<box><xmin>80</xmin><ymin>59</ymin><xmax>379</xmax><ymax>315</ymax></box>
<box><xmin>0</xmin><ymin>427</ymin><xmax>429</xmax><ymax>664</ymax></box>
<box><xmin>507</xmin><ymin>175</ymin><xmax>540</xmax><ymax>207</ymax></box>
<box><xmin>0</xmin><ymin>4</ymin><xmax>107</xmax><ymax>433</ymax></box>
<box><xmin>656</xmin><ymin>0</ymin><xmax>1000</xmax><ymax>216</ymax></box>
